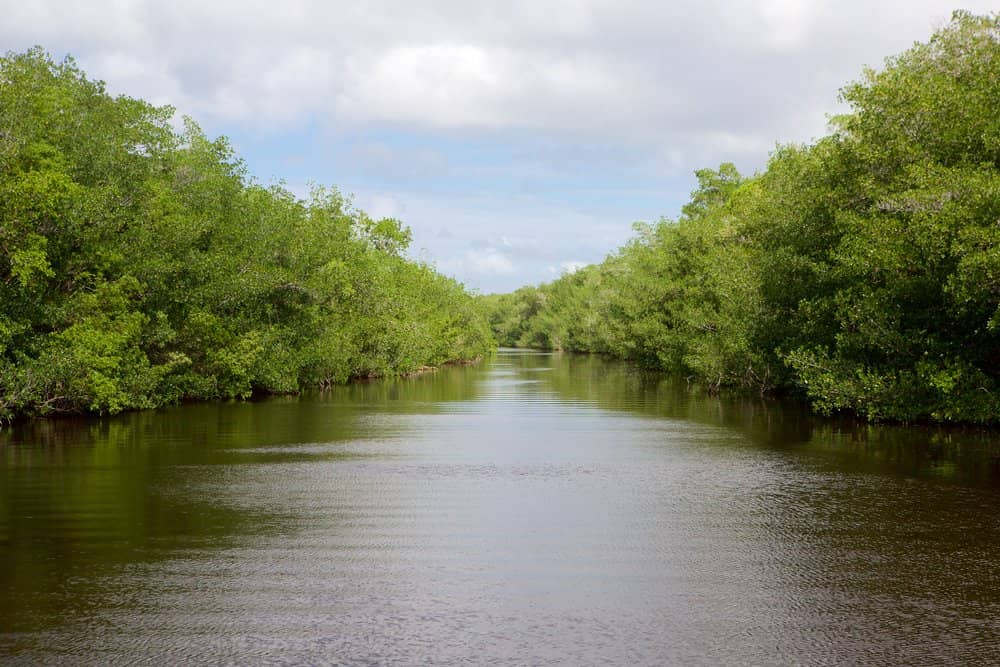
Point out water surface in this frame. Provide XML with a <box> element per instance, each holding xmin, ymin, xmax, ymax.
<box><xmin>2</xmin><ymin>350</ymin><xmax>1000</xmax><ymax>664</ymax></box>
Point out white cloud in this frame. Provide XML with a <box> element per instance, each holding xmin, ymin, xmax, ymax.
<box><xmin>339</xmin><ymin>44</ymin><xmax>506</xmax><ymax>128</ymax></box>
<box><xmin>730</xmin><ymin>0</ymin><xmax>823</xmax><ymax>52</ymax></box>
<box><xmin>437</xmin><ymin>248</ymin><xmax>516</xmax><ymax>277</ymax></box>
<box><xmin>6</xmin><ymin>0</ymin><xmax>991</xmax><ymax>149</ymax></box>
<box><xmin>363</xmin><ymin>193</ymin><xmax>405</xmax><ymax>220</ymax></box>
<box><xmin>547</xmin><ymin>261</ymin><xmax>587</xmax><ymax>276</ymax></box>
<box><xmin>336</xmin><ymin>43</ymin><xmax>629</xmax><ymax>131</ymax></box>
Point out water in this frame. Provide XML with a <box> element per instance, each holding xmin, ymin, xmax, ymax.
<box><xmin>2</xmin><ymin>350</ymin><xmax>1000</xmax><ymax>664</ymax></box>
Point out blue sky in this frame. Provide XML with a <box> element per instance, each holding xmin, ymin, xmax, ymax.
<box><xmin>3</xmin><ymin>1</ymin><xmax>994</xmax><ymax>292</ymax></box>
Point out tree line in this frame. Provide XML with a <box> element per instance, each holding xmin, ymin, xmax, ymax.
<box><xmin>483</xmin><ymin>11</ymin><xmax>1000</xmax><ymax>424</ymax></box>
<box><xmin>0</xmin><ymin>48</ymin><xmax>494</xmax><ymax>419</ymax></box>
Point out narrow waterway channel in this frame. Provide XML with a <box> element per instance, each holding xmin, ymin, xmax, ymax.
<box><xmin>2</xmin><ymin>350</ymin><xmax>1000</xmax><ymax>664</ymax></box>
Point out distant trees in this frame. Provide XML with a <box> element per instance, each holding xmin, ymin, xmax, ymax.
<box><xmin>0</xmin><ymin>48</ymin><xmax>494</xmax><ymax>419</ymax></box>
<box><xmin>483</xmin><ymin>11</ymin><xmax>1000</xmax><ymax>423</ymax></box>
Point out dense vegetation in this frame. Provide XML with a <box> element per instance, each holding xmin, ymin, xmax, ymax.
<box><xmin>484</xmin><ymin>12</ymin><xmax>1000</xmax><ymax>424</ymax></box>
<box><xmin>0</xmin><ymin>48</ymin><xmax>494</xmax><ymax>419</ymax></box>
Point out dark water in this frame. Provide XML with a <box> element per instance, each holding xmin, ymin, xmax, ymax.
<box><xmin>3</xmin><ymin>350</ymin><xmax>1000</xmax><ymax>665</ymax></box>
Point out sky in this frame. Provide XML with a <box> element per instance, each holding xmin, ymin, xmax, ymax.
<box><xmin>2</xmin><ymin>1</ymin><xmax>994</xmax><ymax>293</ymax></box>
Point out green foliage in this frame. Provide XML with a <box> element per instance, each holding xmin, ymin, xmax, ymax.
<box><xmin>0</xmin><ymin>48</ymin><xmax>494</xmax><ymax>419</ymax></box>
<box><xmin>481</xmin><ymin>12</ymin><xmax>1000</xmax><ymax>423</ymax></box>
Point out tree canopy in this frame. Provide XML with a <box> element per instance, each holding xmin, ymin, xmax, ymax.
<box><xmin>0</xmin><ymin>48</ymin><xmax>494</xmax><ymax>419</ymax></box>
<box><xmin>483</xmin><ymin>11</ymin><xmax>1000</xmax><ymax>424</ymax></box>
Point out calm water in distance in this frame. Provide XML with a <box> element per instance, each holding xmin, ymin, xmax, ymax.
<box><xmin>2</xmin><ymin>350</ymin><xmax>1000</xmax><ymax>664</ymax></box>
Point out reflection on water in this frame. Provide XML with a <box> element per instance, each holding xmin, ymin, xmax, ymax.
<box><xmin>2</xmin><ymin>350</ymin><xmax>1000</xmax><ymax>664</ymax></box>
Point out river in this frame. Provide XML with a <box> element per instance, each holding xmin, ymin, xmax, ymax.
<box><xmin>2</xmin><ymin>349</ymin><xmax>1000</xmax><ymax>664</ymax></box>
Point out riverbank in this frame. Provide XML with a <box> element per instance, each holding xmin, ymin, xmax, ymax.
<box><xmin>481</xmin><ymin>14</ymin><xmax>1000</xmax><ymax>425</ymax></box>
<box><xmin>0</xmin><ymin>49</ymin><xmax>495</xmax><ymax>422</ymax></box>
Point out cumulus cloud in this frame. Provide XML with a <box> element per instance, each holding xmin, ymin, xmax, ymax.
<box><xmin>548</xmin><ymin>261</ymin><xmax>587</xmax><ymax>276</ymax></box>
<box><xmin>7</xmin><ymin>0</ymin><xmax>989</xmax><ymax>149</ymax></box>
<box><xmin>437</xmin><ymin>248</ymin><xmax>516</xmax><ymax>277</ymax></box>
<box><xmin>362</xmin><ymin>193</ymin><xmax>405</xmax><ymax>220</ymax></box>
